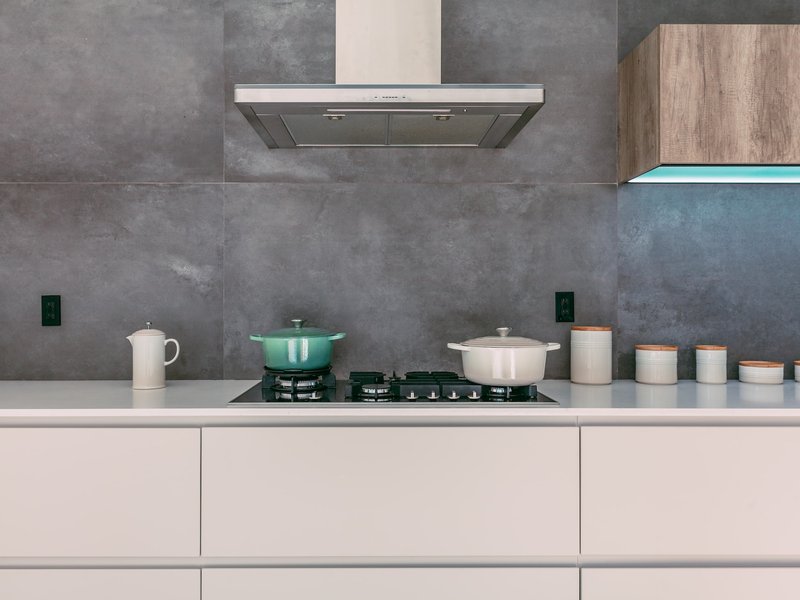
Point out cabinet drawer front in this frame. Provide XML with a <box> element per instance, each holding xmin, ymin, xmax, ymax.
<box><xmin>0</xmin><ymin>569</ymin><xmax>198</xmax><ymax>600</ymax></box>
<box><xmin>583</xmin><ymin>568</ymin><xmax>800</xmax><ymax>600</ymax></box>
<box><xmin>203</xmin><ymin>568</ymin><xmax>577</xmax><ymax>600</ymax></box>
<box><xmin>0</xmin><ymin>428</ymin><xmax>199</xmax><ymax>557</ymax></box>
<box><xmin>202</xmin><ymin>427</ymin><xmax>578</xmax><ymax>557</ymax></box>
<box><xmin>582</xmin><ymin>427</ymin><xmax>800</xmax><ymax>555</ymax></box>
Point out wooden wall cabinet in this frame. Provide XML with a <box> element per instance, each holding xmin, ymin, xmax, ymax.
<box><xmin>619</xmin><ymin>25</ymin><xmax>800</xmax><ymax>182</ymax></box>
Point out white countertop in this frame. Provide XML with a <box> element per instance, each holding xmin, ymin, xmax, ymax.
<box><xmin>0</xmin><ymin>379</ymin><xmax>799</xmax><ymax>426</ymax></box>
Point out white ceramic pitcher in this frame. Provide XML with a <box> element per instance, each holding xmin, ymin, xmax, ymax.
<box><xmin>126</xmin><ymin>322</ymin><xmax>180</xmax><ymax>390</ymax></box>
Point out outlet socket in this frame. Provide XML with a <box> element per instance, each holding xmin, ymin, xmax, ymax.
<box><xmin>555</xmin><ymin>291</ymin><xmax>574</xmax><ymax>323</ymax></box>
<box><xmin>42</xmin><ymin>295</ymin><xmax>61</xmax><ymax>326</ymax></box>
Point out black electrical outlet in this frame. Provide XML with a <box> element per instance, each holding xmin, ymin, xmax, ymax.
<box><xmin>555</xmin><ymin>291</ymin><xmax>574</xmax><ymax>322</ymax></box>
<box><xmin>41</xmin><ymin>295</ymin><xmax>61</xmax><ymax>326</ymax></box>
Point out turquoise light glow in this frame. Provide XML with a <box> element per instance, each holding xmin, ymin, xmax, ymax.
<box><xmin>628</xmin><ymin>166</ymin><xmax>800</xmax><ymax>183</ymax></box>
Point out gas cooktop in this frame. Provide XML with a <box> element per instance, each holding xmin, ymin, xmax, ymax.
<box><xmin>228</xmin><ymin>370</ymin><xmax>558</xmax><ymax>406</ymax></box>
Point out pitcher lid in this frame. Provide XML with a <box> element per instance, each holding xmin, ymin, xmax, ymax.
<box><xmin>130</xmin><ymin>321</ymin><xmax>165</xmax><ymax>336</ymax></box>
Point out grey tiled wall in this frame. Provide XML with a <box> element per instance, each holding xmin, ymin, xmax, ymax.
<box><xmin>223</xmin><ymin>183</ymin><xmax>617</xmax><ymax>379</ymax></box>
<box><xmin>0</xmin><ymin>184</ymin><xmax>223</xmax><ymax>379</ymax></box>
<box><xmin>0</xmin><ymin>0</ymin><xmax>224</xmax><ymax>182</ymax></box>
<box><xmin>617</xmin><ymin>185</ymin><xmax>800</xmax><ymax>380</ymax></box>
<box><xmin>618</xmin><ymin>0</ymin><xmax>800</xmax><ymax>59</ymax></box>
<box><xmin>1</xmin><ymin>0</ymin><xmax>798</xmax><ymax>380</ymax></box>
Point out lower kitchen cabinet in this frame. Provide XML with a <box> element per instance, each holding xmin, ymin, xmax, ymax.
<box><xmin>0</xmin><ymin>569</ymin><xmax>199</xmax><ymax>600</ymax></box>
<box><xmin>581</xmin><ymin>427</ymin><xmax>800</xmax><ymax>556</ymax></box>
<box><xmin>203</xmin><ymin>567</ymin><xmax>578</xmax><ymax>600</ymax></box>
<box><xmin>582</xmin><ymin>568</ymin><xmax>800</xmax><ymax>599</ymax></box>
<box><xmin>202</xmin><ymin>426</ymin><xmax>578</xmax><ymax>558</ymax></box>
<box><xmin>0</xmin><ymin>428</ymin><xmax>200</xmax><ymax>557</ymax></box>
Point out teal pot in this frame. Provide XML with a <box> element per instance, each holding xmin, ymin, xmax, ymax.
<box><xmin>250</xmin><ymin>319</ymin><xmax>346</xmax><ymax>371</ymax></box>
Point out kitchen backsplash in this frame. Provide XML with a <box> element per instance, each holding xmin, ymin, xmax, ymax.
<box><xmin>1</xmin><ymin>0</ymin><xmax>798</xmax><ymax>379</ymax></box>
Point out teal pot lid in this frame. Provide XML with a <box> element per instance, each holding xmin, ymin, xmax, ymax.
<box><xmin>628</xmin><ymin>165</ymin><xmax>800</xmax><ymax>183</ymax></box>
<box><xmin>260</xmin><ymin>319</ymin><xmax>338</xmax><ymax>339</ymax></box>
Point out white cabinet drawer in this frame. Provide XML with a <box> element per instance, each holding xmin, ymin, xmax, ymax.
<box><xmin>581</xmin><ymin>427</ymin><xmax>800</xmax><ymax>555</ymax></box>
<box><xmin>203</xmin><ymin>567</ymin><xmax>578</xmax><ymax>600</ymax></box>
<box><xmin>202</xmin><ymin>426</ymin><xmax>578</xmax><ymax>557</ymax></box>
<box><xmin>0</xmin><ymin>569</ymin><xmax>199</xmax><ymax>600</ymax></box>
<box><xmin>583</xmin><ymin>568</ymin><xmax>800</xmax><ymax>600</ymax></box>
<box><xmin>0</xmin><ymin>428</ymin><xmax>199</xmax><ymax>557</ymax></box>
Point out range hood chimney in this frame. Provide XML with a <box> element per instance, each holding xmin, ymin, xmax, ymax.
<box><xmin>234</xmin><ymin>0</ymin><xmax>544</xmax><ymax>149</ymax></box>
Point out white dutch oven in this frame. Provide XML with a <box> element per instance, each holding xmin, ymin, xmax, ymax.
<box><xmin>447</xmin><ymin>327</ymin><xmax>561</xmax><ymax>386</ymax></box>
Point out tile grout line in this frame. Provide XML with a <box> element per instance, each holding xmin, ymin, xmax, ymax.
<box><xmin>0</xmin><ymin>181</ymin><xmax>620</xmax><ymax>186</ymax></box>
<box><xmin>221</xmin><ymin>185</ymin><xmax>226</xmax><ymax>379</ymax></box>
<box><xmin>221</xmin><ymin>0</ymin><xmax>226</xmax><ymax>381</ymax></box>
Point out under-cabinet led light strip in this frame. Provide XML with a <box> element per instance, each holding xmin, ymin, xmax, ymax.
<box><xmin>629</xmin><ymin>166</ymin><xmax>800</xmax><ymax>183</ymax></box>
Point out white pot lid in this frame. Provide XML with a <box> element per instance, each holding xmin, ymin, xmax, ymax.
<box><xmin>460</xmin><ymin>327</ymin><xmax>547</xmax><ymax>348</ymax></box>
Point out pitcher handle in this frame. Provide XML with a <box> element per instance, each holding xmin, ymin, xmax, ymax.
<box><xmin>164</xmin><ymin>338</ymin><xmax>180</xmax><ymax>366</ymax></box>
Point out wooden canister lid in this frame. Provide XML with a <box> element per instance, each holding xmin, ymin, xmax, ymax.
<box><xmin>695</xmin><ymin>345</ymin><xmax>727</xmax><ymax>350</ymax></box>
<box><xmin>739</xmin><ymin>360</ymin><xmax>784</xmax><ymax>368</ymax></box>
<box><xmin>795</xmin><ymin>360</ymin><xmax>800</xmax><ymax>366</ymax></box>
<box><xmin>571</xmin><ymin>325</ymin><xmax>612</xmax><ymax>331</ymax></box>
<box><xmin>635</xmin><ymin>344</ymin><xmax>678</xmax><ymax>351</ymax></box>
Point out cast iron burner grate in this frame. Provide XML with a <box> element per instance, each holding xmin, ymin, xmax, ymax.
<box><xmin>260</xmin><ymin>366</ymin><xmax>336</xmax><ymax>402</ymax></box>
<box><xmin>346</xmin><ymin>371</ymin><xmax>557</xmax><ymax>404</ymax></box>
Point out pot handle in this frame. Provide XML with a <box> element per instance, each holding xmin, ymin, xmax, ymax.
<box><xmin>328</xmin><ymin>332</ymin><xmax>347</xmax><ymax>341</ymax></box>
<box><xmin>447</xmin><ymin>343</ymin><xmax>470</xmax><ymax>352</ymax></box>
<box><xmin>249</xmin><ymin>334</ymin><xmax>264</xmax><ymax>342</ymax></box>
<box><xmin>546</xmin><ymin>342</ymin><xmax>561</xmax><ymax>352</ymax></box>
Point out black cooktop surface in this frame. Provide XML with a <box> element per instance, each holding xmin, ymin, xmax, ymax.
<box><xmin>228</xmin><ymin>370</ymin><xmax>558</xmax><ymax>407</ymax></box>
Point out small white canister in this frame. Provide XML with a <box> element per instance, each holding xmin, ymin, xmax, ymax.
<box><xmin>635</xmin><ymin>344</ymin><xmax>678</xmax><ymax>385</ymax></box>
<box><xmin>570</xmin><ymin>326</ymin><xmax>612</xmax><ymax>384</ymax></box>
<box><xmin>795</xmin><ymin>360</ymin><xmax>800</xmax><ymax>383</ymax></box>
<box><xmin>695</xmin><ymin>345</ymin><xmax>727</xmax><ymax>384</ymax></box>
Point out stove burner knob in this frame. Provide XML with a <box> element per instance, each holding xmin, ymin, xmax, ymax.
<box><xmin>427</xmin><ymin>391</ymin><xmax>439</xmax><ymax>400</ymax></box>
<box><xmin>468</xmin><ymin>391</ymin><xmax>481</xmax><ymax>400</ymax></box>
<box><xmin>407</xmin><ymin>391</ymin><xmax>417</xmax><ymax>400</ymax></box>
<box><xmin>448</xmin><ymin>391</ymin><xmax>459</xmax><ymax>400</ymax></box>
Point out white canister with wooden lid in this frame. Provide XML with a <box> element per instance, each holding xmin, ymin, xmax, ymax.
<box><xmin>795</xmin><ymin>360</ymin><xmax>800</xmax><ymax>383</ymax></box>
<box><xmin>739</xmin><ymin>361</ymin><xmax>784</xmax><ymax>384</ymax></box>
<box><xmin>695</xmin><ymin>345</ymin><xmax>727</xmax><ymax>384</ymax></box>
<box><xmin>570</xmin><ymin>326</ymin><xmax>612</xmax><ymax>384</ymax></box>
<box><xmin>635</xmin><ymin>344</ymin><xmax>678</xmax><ymax>384</ymax></box>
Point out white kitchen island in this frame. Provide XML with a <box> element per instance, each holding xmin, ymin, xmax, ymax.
<box><xmin>0</xmin><ymin>379</ymin><xmax>799</xmax><ymax>599</ymax></box>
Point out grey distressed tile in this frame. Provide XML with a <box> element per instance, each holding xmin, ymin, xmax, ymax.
<box><xmin>617</xmin><ymin>184</ymin><xmax>800</xmax><ymax>380</ymax></box>
<box><xmin>619</xmin><ymin>0</ymin><xmax>800</xmax><ymax>59</ymax></box>
<box><xmin>223</xmin><ymin>183</ymin><xmax>617</xmax><ymax>379</ymax></box>
<box><xmin>224</xmin><ymin>0</ymin><xmax>616</xmax><ymax>184</ymax></box>
<box><xmin>0</xmin><ymin>1</ymin><xmax>223</xmax><ymax>182</ymax></box>
<box><xmin>0</xmin><ymin>184</ymin><xmax>223</xmax><ymax>379</ymax></box>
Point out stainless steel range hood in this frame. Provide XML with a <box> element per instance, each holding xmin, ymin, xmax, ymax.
<box><xmin>234</xmin><ymin>0</ymin><xmax>544</xmax><ymax>149</ymax></box>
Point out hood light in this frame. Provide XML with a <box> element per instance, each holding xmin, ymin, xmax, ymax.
<box><xmin>433</xmin><ymin>115</ymin><xmax>452</xmax><ymax>121</ymax></box>
<box><xmin>324</xmin><ymin>114</ymin><xmax>345</xmax><ymax>121</ymax></box>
